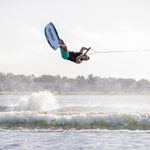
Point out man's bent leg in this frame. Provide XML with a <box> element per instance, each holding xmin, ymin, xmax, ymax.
<box><xmin>60</xmin><ymin>48</ymin><xmax>69</xmax><ymax>60</ymax></box>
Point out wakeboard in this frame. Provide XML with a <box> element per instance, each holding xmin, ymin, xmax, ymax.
<box><xmin>44</xmin><ymin>22</ymin><xmax>61</xmax><ymax>50</ymax></box>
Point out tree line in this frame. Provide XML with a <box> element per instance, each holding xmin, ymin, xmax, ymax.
<box><xmin>0</xmin><ymin>72</ymin><xmax>150</xmax><ymax>94</ymax></box>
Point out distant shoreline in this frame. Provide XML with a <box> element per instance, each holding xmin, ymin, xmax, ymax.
<box><xmin>1</xmin><ymin>91</ymin><xmax>150</xmax><ymax>95</ymax></box>
<box><xmin>1</xmin><ymin>73</ymin><xmax>150</xmax><ymax>95</ymax></box>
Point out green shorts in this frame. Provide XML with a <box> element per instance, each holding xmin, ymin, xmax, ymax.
<box><xmin>60</xmin><ymin>48</ymin><xmax>69</xmax><ymax>60</ymax></box>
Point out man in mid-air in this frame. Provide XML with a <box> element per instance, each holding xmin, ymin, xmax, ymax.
<box><xmin>59</xmin><ymin>39</ymin><xmax>91</xmax><ymax>64</ymax></box>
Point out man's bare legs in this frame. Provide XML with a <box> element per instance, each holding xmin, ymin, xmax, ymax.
<box><xmin>60</xmin><ymin>39</ymin><xmax>68</xmax><ymax>53</ymax></box>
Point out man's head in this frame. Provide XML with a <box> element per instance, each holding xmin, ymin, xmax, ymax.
<box><xmin>82</xmin><ymin>55</ymin><xmax>90</xmax><ymax>61</ymax></box>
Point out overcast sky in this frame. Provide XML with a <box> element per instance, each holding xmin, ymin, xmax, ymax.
<box><xmin>0</xmin><ymin>0</ymin><xmax>150</xmax><ymax>80</ymax></box>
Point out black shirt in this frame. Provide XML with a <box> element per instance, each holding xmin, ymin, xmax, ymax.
<box><xmin>67</xmin><ymin>51</ymin><xmax>82</xmax><ymax>63</ymax></box>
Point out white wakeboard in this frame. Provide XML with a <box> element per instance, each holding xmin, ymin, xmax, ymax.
<box><xmin>44</xmin><ymin>22</ymin><xmax>61</xmax><ymax>50</ymax></box>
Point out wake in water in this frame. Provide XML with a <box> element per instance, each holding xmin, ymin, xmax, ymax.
<box><xmin>0</xmin><ymin>91</ymin><xmax>150</xmax><ymax>132</ymax></box>
<box><xmin>12</xmin><ymin>91</ymin><xmax>59</xmax><ymax>111</ymax></box>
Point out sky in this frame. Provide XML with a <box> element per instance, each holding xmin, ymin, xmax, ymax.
<box><xmin>0</xmin><ymin>0</ymin><xmax>150</xmax><ymax>80</ymax></box>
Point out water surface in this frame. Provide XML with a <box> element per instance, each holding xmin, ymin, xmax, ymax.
<box><xmin>0</xmin><ymin>92</ymin><xmax>150</xmax><ymax>149</ymax></box>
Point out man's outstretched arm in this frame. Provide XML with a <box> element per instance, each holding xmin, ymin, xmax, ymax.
<box><xmin>80</xmin><ymin>47</ymin><xmax>90</xmax><ymax>54</ymax></box>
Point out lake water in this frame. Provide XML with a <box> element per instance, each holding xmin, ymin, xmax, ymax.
<box><xmin>0</xmin><ymin>92</ymin><xmax>150</xmax><ymax>149</ymax></box>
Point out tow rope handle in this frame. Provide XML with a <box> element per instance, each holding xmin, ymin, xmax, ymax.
<box><xmin>84</xmin><ymin>47</ymin><xmax>91</xmax><ymax>56</ymax></box>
